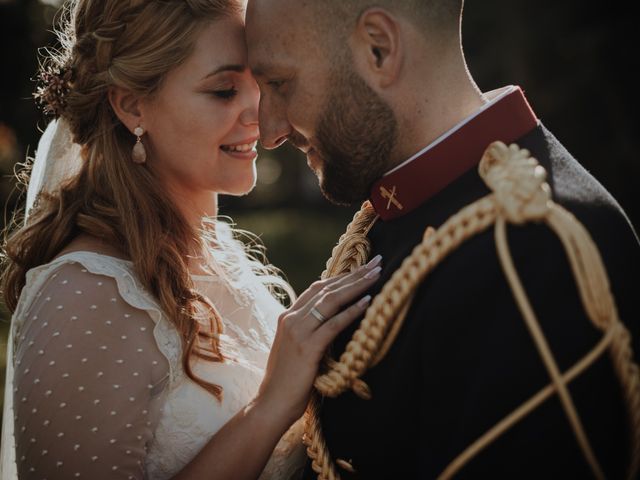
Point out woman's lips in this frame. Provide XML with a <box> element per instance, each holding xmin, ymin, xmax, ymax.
<box><xmin>220</xmin><ymin>140</ymin><xmax>258</xmax><ymax>160</ymax></box>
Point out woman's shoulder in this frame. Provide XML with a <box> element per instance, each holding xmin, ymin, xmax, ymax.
<box><xmin>13</xmin><ymin>257</ymin><xmax>171</xmax><ymax>382</ymax></box>
<box><xmin>16</xmin><ymin>236</ymin><xmax>161</xmax><ymax>333</ymax></box>
<box><xmin>13</xmin><ymin>236</ymin><xmax>183</xmax><ymax>381</ymax></box>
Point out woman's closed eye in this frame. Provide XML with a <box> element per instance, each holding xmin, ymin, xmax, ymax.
<box><xmin>212</xmin><ymin>87</ymin><xmax>238</xmax><ymax>100</ymax></box>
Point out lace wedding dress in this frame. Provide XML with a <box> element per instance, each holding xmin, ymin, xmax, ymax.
<box><xmin>1</xmin><ymin>248</ymin><xmax>307</xmax><ymax>479</ymax></box>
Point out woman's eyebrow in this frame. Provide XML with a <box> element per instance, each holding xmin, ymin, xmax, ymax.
<box><xmin>201</xmin><ymin>64</ymin><xmax>246</xmax><ymax>80</ymax></box>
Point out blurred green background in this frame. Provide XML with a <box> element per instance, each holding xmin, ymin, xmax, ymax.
<box><xmin>1</xmin><ymin>0</ymin><xmax>638</xmax><ymax>421</ymax></box>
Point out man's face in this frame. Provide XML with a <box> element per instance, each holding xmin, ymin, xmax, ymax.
<box><xmin>246</xmin><ymin>0</ymin><xmax>397</xmax><ymax>205</ymax></box>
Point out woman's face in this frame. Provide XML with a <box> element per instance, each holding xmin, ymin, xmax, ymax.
<box><xmin>142</xmin><ymin>13</ymin><xmax>260</xmax><ymax>202</ymax></box>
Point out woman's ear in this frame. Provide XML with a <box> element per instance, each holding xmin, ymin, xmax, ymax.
<box><xmin>351</xmin><ymin>8</ymin><xmax>403</xmax><ymax>89</ymax></box>
<box><xmin>108</xmin><ymin>86</ymin><xmax>145</xmax><ymax>133</ymax></box>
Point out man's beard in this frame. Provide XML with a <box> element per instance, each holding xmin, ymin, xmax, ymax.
<box><xmin>312</xmin><ymin>65</ymin><xmax>398</xmax><ymax>206</ymax></box>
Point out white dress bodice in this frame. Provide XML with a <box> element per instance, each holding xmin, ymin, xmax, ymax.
<box><xmin>1</xmin><ymin>251</ymin><xmax>306</xmax><ymax>479</ymax></box>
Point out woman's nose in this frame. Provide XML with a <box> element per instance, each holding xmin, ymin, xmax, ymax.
<box><xmin>239</xmin><ymin>80</ymin><xmax>260</xmax><ymax>127</ymax></box>
<box><xmin>258</xmin><ymin>95</ymin><xmax>291</xmax><ymax>150</ymax></box>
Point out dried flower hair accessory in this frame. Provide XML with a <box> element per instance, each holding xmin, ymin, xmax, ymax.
<box><xmin>34</xmin><ymin>65</ymin><xmax>73</xmax><ymax>118</ymax></box>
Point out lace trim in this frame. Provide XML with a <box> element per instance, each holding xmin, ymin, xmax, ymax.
<box><xmin>13</xmin><ymin>251</ymin><xmax>182</xmax><ymax>385</ymax></box>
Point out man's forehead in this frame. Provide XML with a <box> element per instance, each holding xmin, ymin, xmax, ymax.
<box><xmin>248</xmin><ymin>43</ymin><xmax>297</xmax><ymax>78</ymax></box>
<box><xmin>247</xmin><ymin>0</ymin><xmax>303</xmax><ymax>26</ymax></box>
<box><xmin>246</xmin><ymin>0</ymin><xmax>312</xmax><ymax>72</ymax></box>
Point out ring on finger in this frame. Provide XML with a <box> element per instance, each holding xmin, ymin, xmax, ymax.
<box><xmin>310</xmin><ymin>306</ymin><xmax>327</xmax><ymax>324</ymax></box>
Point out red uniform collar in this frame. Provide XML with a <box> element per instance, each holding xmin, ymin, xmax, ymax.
<box><xmin>369</xmin><ymin>86</ymin><xmax>538</xmax><ymax>221</ymax></box>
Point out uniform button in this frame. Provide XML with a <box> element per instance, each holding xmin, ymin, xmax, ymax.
<box><xmin>336</xmin><ymin>458</ymin><xmax>356</xmax><ymax>473</ymax></box>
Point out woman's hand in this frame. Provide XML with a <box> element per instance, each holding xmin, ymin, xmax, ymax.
<box><xmin>256</xmin><ymin>255</ymin><xmax>383</xmax><ymax>424</ymax></box>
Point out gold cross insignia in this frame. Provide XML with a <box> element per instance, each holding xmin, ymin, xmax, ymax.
<box><xmin>379</xmin><ymin>185</ymin><xmax>404</xmax><ymax>211</ymax></box>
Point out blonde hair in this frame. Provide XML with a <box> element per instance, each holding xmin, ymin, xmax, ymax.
<box><xmin>2</xmin><ymin>0</ymin><xmax>290</xmax><ymax>401</ymax></box>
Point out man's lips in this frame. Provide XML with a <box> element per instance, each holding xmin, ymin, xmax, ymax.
<box><xmin>286</xmin><ymin>131</ymin><xmax>310</xmax><ymax>153</ymax></box>
<box><xmin>306</xmin><ymin>148</ymin><xmax>322</xmax><ymax>170</ymax></box>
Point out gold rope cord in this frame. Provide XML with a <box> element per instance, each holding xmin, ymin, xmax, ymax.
<box><xmin>303</xmin><ymin>203</ymin><xmax>379</xmax><ymax>480</ymax></box>
<box><xmin>436</xmin><ymin>327</ymin><xmax>616</xmax><ymax>480</ymax></box>
<box><xmin>303</xmin><ymin>141</ymin><xmax>640</xmax><ymax>480</ymax></box>
<box><xmin>491</xmin><ymin>217</ymin><xmax>605</xmax><ymax>479</ymax></box>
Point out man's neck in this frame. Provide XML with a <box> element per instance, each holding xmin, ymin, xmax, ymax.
<box><xmin>391</xmin><ymin>80</ymin><xmax>486</xmax><ymax>171</ymax></box>
<box><xmin>387</xmin><ymin>85</ymin><xmax>518</xmax><ymax>177</ymax></box>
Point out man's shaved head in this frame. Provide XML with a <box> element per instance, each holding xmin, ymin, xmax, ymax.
<box><xmin>249</xmin><ymin>0</ymin><xmax>463</xmax><ymax>45</ymax></box>
<box><xmin>309</xmin><ymin>0</ymin><xmax>463</xmax><ymax>43</ymax></box>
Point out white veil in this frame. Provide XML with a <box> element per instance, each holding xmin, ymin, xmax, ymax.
<box><xmin>0</xmin><ymin>118</ymin><xmax>82</xmax><ymax>479</ymax></box>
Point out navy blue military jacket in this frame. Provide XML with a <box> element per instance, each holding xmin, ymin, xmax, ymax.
<box><xmin>303</xmin><ymin>125</ymin><xmax>640</xmax><ymax>479</ymax></box>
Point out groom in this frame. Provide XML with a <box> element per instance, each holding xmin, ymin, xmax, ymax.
<box><xmin>246</xmin><ymin>1</ymin><xmax>640</xmax><ymax>479</ymax></box>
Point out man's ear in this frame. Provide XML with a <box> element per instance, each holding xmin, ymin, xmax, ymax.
<box><xmin>351</xmin><ymin>8</ymin><xmax>402</xmax><ymax>89</ymax></box>
<box><xmin>108</xmin><ymin>86</ymin><xmax>145</xmax><ymax>134</ymax></box>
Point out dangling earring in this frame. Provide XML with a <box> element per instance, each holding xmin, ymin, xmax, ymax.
<box><xmin>132</xmin><ymin>126</ymin><xmax>147</xmax><ymax>164</ymax></box>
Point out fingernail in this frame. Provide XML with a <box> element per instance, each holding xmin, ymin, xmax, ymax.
<box><xmin>364</xmin><ymin>266</ymin><xmax>381</xmax><ymax>279</ymax></box>
<box><xmin>365</xmin><ymin>255</ymin><xmax>382</xmax><ymax>268</ymax></box>
<box><xmin>357</xmin><ymin>295</ymin><xmax>372</xmax><ymax>308</ymax></box>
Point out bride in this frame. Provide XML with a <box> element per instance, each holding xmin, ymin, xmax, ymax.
<box><xmin>0</xmin><ymin>0</ymin><xmax>382</xmax><ymax>478</ymax></box>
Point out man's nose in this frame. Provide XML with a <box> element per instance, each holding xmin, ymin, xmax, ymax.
<box><xmin>258</xmin><ymin>97</ymin><xmax>291</xmax><ymax>150</ymax></box>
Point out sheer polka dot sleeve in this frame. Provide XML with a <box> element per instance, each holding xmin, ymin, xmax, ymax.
<box><xmin>12</xmin><ymin>262</ymin><xmax>170</xmax><ymax>479</ymax></box>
